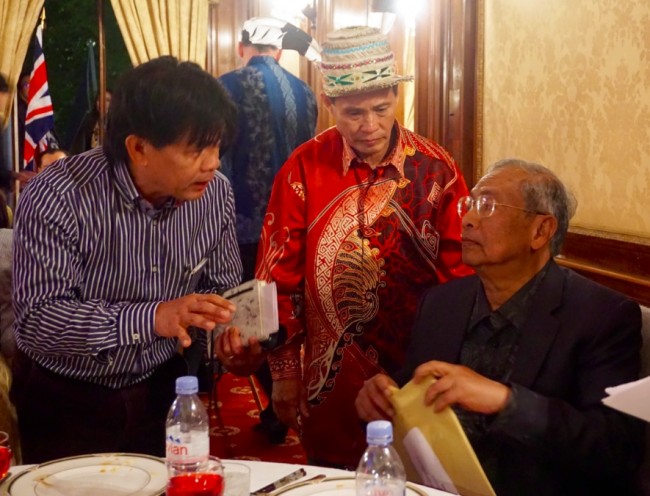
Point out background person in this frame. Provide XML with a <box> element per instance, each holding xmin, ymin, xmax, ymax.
<box><xmin>254</xmin><ymin>26</ymin><xmax>472</xmax><ymax>468</ymax></box>
<box><xmin>16</xmin><ymin>73</ymin><xmax>29</xmax><ymax>163</ymax></box>
<box><xmin>36</xmin><ymin>146</ymin><xmax>68</xmax><ymax>172</ymax></box>
<box><xmin>70</xmin><ymin>90</ymin><xmax>112</xmax><ymax>154</ymax></box>
<box><xmin>356</xmin><ymin>159</ymin><xmax>644</xmax><ymax>495</ymax></box>
<box><xmin>0</xmin><ymin>189</ymin><xmax>20</xmax><ymax>463</ymax></box>
<box><xmin>217</xmin><ymin>16</ymin><xmax>319</xmax><ymax>444</ymax></box>
<box><xmin>0</xmin><ymin>74</ymin><xmax>37</xmax><ymax>202</ymax></box>
<box><xmin>218</xmin><ymin>16</ymin><xmax>318</xmax><ymax>282</ymax></box>
<box><xmin>11</xmin><ymin>56</ymin><xmax>241</xmax><ymax>463</ymax></box>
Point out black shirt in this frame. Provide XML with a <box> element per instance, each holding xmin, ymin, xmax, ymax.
<box><xmin>456</xmin><ymin>260</ymin><xmax>551</xmax><ymax>478</ymax></box>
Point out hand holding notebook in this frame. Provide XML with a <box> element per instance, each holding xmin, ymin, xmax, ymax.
<box><xmin>220</xmin><ymin>279</ymin><xmax>279</xmax><ymax>343</ymax></box>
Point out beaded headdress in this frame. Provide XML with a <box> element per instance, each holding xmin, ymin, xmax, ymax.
<box><xmin>319</xmin><ymin>26</ymin><xmax>413</xmax><ymax>97</ymax></box>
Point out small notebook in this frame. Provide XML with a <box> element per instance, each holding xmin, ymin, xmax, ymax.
<box><xmin>222</xmin><ymin>279</ymin><xmax>279</xmax><ymax>342</ymax></box>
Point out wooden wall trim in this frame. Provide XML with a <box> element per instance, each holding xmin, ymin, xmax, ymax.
<box><xmin>558</xmin><ymin>230</ymin><xmax>650</xmax><ymax>307</ymax></box>
<box><xmin>474</xmin><ymin>0</ymin><xmax>484</xmax><ymax>184</ymax></box>
<box><xmin>414</xmin><ymin>0</ymin><xmax>477</xmax><ymax>187</ymax></box>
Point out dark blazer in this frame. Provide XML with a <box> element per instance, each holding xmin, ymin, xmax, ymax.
<box><xmin>397</xmin><ymin>261</ymin><xmax>645</xmax><ymax>496</ymax></box>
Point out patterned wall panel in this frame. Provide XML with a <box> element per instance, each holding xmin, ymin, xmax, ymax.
<box><xmin>482</xmin><ymin>0</ymin><xmax>650</xmax><ymax>238</ymax></box>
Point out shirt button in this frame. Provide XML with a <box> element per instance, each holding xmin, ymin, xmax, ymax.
<box><xmin>152</xmin><ymin>220</ymin><xmax>158</xmax><ymax>227</ymax></box>
<box><xmin>133</xmin><ymin>333</ymin><xmax>140</xmax><ymax>341</ymax></box>
<box><xmin>152</xmin><ymin>265</ymin><xmax>158</xmax><ymax>273</ymax></box>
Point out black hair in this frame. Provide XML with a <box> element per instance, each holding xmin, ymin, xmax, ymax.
<box><xmin>240</xmin><ymin>29</ymin><xmax>279</xmax><ymax>53</ymax></box>
<box><xmin>0</xmin><ymin>73</ymin><xmax>8</xmax><ymax>93</ymax></box>
<box><xmin>38</xmin><ymin>145</ymin><xmax>69</xmax><ymax>161</ymax></box>
<box><xmin>104</xmin><ymin>56</ymin><xmax>237</xmax><ymax>165</ymax></box>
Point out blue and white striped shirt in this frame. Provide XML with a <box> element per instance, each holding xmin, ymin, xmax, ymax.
<box><xmin>12</xmin><ymin>147</ymin><xmax>242</xmax><ymax>388</ymax></box>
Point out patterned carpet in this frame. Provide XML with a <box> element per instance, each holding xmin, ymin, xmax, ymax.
<box><xmin>207</xmin><ymin>373</ymin><xmax>307</xmax><ymax>464</ymax></box>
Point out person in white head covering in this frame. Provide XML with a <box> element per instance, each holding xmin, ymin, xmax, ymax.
<box><xmin>217</xmin><ymin>17</ymin><xmax>319</xmax><ymax>444</ymax></box>
<box><xmin>225</xmin><ymin>25</ymin><xmax>474</xmax><ymax>469</ymax></box>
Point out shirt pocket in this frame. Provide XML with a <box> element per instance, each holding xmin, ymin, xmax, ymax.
<box><xmin>184</xmin><ymin>257</ymin><xmax>208</xmax><ymax>293</ymax></box>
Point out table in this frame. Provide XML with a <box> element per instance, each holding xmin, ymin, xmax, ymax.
<box><xmin>5</xmin><ymin>458</ymin><xmax>452</xmax><ymax>495</ymax></box>
<box><xmin>242</xmin><ymin>459</ymin><xmax>451</xmax><ymax>495</ymax></box>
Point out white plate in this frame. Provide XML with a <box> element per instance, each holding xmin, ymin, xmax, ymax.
<box><xmin>273</xmin><ymin>477</ymin><xmax>428</xmax><ymax>496</ymax></box>
<box><xmin>2</xmin><ymin>453</ymin><xmax>167</xmax><ymax>496</ymax></box>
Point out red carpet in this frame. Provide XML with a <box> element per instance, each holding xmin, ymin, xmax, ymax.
<box><xmin>207</xmin><ymin>373</ymin><xmax>307</xmax><ymax>463</ymax></box>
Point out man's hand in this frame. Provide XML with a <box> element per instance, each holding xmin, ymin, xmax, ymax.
<box><xmin>413</xmin><ymin>361</ymin><xmax>511</xmax><ymax>414</ymax></box>
<box><xmin>155</xmin><ymin>293</ymin><xmax>235</xmax><ymax>347</ymax></box>
<box><xmin>272</xmin><ymin>378</ymin><xmax>309</xmax><ymax>433</ymax></box>
<box><xmin>355</xmin><ymin>373</ymin><xmax>397</xmax><ymax>422</ymax></box>
<box><xmin>214</xmin><ymin>326</ymin><xmax>265</xmax><ymax>376</ymax></box>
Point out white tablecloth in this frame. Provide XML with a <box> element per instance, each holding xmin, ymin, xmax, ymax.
<box><xmin>7</xmin><ymin>458</ymin><xmax>452</xmax><ymax>495</ymax></box>
<box><xmin>241</xmin><ymin>459</ymin><xmax>451</xmax><ymax>495</ymax></box>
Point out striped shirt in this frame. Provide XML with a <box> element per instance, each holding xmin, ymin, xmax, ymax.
<box><xmin>12</xmin><ymin>147</ymin><xmax>242</xmax><ymax>388</ymax></box>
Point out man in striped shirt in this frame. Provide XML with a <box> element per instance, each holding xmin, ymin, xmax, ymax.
<box><xmin>11</xmin><ymin>57</ymin><xmax>243</xmax><ymax>463</ymax></box>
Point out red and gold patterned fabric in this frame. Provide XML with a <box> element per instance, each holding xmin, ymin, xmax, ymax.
<box><xmin>256</xmin><ymin>123</ymin><xmax>472</xmax><ymax>467</ymax></box>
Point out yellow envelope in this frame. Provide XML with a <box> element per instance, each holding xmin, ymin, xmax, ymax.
<box><xmin>389</xmin><ymin>377</ymin><xmax>496</xmax><ymax>496</ymax></box>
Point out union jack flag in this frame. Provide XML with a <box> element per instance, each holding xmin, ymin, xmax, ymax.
<box><xmin>24</xmin><ymin>24</ymin><xmax>56</xmax><ymax>171</ymax></box>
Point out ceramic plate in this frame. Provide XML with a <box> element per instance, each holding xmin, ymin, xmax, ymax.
<box><xmin>272</xmin><ymin>477</ymin><xmax>428</xmax><ymax>496</ymax></box>
<box><xmin>2</xmin><ymin>453</ymin><xmax>167</xmax><ymax>496</ymax></box>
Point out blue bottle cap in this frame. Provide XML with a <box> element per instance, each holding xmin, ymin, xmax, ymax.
<box><xmin>367</xmin><ymin>420</ymin><xmax>393</xmax><ymax>444</ymax></box>
<box><xmin>175</xmin><ymin>375</ymin><xmax>199</xmax><ymax>395</ymax></box>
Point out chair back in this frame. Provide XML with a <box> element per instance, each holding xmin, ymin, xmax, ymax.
<box><xmin>637</xmin><ymin>306</ymin><xmax>650</xmax><ymax>495</ymax></box>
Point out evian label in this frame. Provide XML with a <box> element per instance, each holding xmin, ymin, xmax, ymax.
<box><xmin>165</xmin><ymin>427</ymin><xmax>210</xmax><ymax>464</ymax></box>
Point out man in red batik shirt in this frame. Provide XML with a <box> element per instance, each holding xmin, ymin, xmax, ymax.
<box><xmin>222</xmin><ymin>26</ymin><xmax>473</xmax><ymax>469</ymax></box>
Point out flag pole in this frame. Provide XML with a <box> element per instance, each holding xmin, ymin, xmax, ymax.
<box><xmin>97</xmin><ymin>0</ymin><xmax>106</xmax><ymax>146</ymax></box>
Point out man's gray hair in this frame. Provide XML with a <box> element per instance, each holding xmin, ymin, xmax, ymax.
<box><xmin>487</xmin><ymin>158</ymin><xmax>577</xmax><ymax>256</ymax></box>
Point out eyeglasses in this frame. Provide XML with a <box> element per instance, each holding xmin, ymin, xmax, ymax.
<box><xmin>457</xmin><ymin>195</ymin><xmax>546</xmax><ymax>218</ymax></box>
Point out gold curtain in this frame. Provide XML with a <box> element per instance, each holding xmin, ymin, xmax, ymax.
<box><xmin>110</xmin><ymin>0</ymin><xmax>209</xmax><ymax>68</ymax></box>
<box><xmin>0</xmin><ymin>0</ymin><xmax>44</xmax><ymax>129</ymax></box>
<box><xmin>401</xmin><ymin>24</ymin><xmax>416</xmax><ymax>131</ymax></box>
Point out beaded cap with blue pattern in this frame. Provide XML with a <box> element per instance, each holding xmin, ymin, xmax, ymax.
<box><xmin>319</xmin><ymin>26</ymin><xmax>413</xmax><ymax>97</ymax></box>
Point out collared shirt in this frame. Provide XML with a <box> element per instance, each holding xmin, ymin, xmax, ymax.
<box><xmin>457</xmin><ymin>261</ymin><xmax>552</xmax><ymax>478</ymax></box>
<box><xmin>218</xmin><ymin>55</ymin><xmax>317</xmax><ymax>245</ymax></box>
<box><xmin>12</xmin><ymin>146</ymin><xmax>242</xmax><ymax>389</ymax></box>
<box><xmin>257</xmin><ymin>122</ymin><xmax>472</xmax><ymax>467</ymax></box>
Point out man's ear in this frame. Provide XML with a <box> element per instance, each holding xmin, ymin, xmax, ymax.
<box><xmin>237</xmin><ymin>42</ymin><xmax>244</xmax><ymax>59</ymax></box>
<box><xmin>124</xmin><ymin>135</ymin><xmax>148</xmax><ymax>168</ymax></box>
<box><xmin>530</xmin><ymin>215</ymin><xmax>557</xmax><ymax>251</ymax></box>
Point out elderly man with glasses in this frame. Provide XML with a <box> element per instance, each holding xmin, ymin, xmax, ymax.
<box><xmin>356</xmin><ymin>158</ymin><xmax>644</xmax><ymax>495</ymax></box>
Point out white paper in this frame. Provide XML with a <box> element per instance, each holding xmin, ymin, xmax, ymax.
<box><xmin>602</xmin><ymin>375</ymin><xmax>650</xmax><ymax>422</ymax></box>
<box><xmin>403</xmin><ymin>427</ymin><xmax>459</xmax><ymax>494</ymax></box>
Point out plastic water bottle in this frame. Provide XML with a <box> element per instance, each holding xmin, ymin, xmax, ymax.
<box><xmin>165</xmin><ymin>375</ymin><xmax>210</xmax><ymax>471</ymax></box>
<box><xmin>356</xmin><ymin>420</ymin><xmax>407</xmax><ymax>496</ymax></box>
